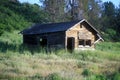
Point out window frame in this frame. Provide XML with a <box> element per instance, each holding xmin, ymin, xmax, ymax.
<box><xmin>78</xmin><ymin>39</ymin><xmax>91</xmax><ymax>47</ymax></box>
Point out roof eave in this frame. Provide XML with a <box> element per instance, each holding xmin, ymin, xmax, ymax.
<box><xmin>97</xmin><ymin>34</ymin><xmax>104</xmax><ymax>41</ymax></box>
<box><xmin>83</xmin><ymin>19</ymin><xmax>100</xmax><ymax>33</ymax></box>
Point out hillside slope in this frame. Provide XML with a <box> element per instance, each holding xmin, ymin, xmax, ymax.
<box><xmin>0</xmin><ymin>0</ymin><xmax>120</xmax><ymax>80</ymax></box>
<box><xmin>0</xmin><ymin>0</ymin><xmax>47</xmax><ymax>35</ymax></box>
<box><xmin>0</xmin><ymin>31</ymin><xmax>120</xmax><ymax>80</ymax></box>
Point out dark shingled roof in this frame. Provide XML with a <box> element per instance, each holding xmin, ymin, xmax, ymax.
<box><xmin>20</xmin><ymin>19</ymin><xmax>104</xmax><ymax>41</ymax></box>
<box><xmin>20</xmin><ymin>19</ymin><xmax>101</xmax><ymax>35</ymax></box>
<box><xmin>21</xmin><ymin>20</ymin><xmax>80</xmax><ymax>35</ymax></box>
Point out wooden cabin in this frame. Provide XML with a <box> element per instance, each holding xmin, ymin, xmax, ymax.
<box><xmin>20</xmin><ymin>19</ymin><xmax>103</xmax><ymax>50</ymax></box>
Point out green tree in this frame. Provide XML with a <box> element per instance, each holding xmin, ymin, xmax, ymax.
<box><xmin>40</xmin><ymin>0</ymin><xmax>65</xmax><ymax>22</ymax></box>
<box><xmin>87</xmin><ymin>0</ymin><xmax>102</xmax><ymax>29</ymax></box>
<box><xmin>0</xmin><ymin>0</ymin><xmax>47</xmax><ymax>35</ymax></box>
<box><xmin>101</xmin><ymin>1</ymin><xmax>117</xmax><ymax>41</ymax></box>
<box><xmin>115</xmin><ymin>4</ymin><xmax>120</xmax><ymax>41</ymax></box>
<box><xmin>101</xmin><ymin>1</ymin><xmax>116</xmax><ymax>30</ymax></box>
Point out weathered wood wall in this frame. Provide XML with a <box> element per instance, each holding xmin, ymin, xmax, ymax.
<box><xmin>23</xmin><ymin>22</ymin><xmax>97</xmax><ymax>50</ymax></box>
<box><xmin>23</xmin><ymin>32</ymin><xmax>65</xmax><ymax>49</ymax></box>
<box><xmin>23</xmin><ymin>35</ymin><xmax>38</xmax><ymax>45</ymax></box>
<box><xmin>39</xmin><ymin>31</ymin><xmax>65</xmax><ymax>49</ymax></box>
<box><xmin>66</xmin><ymin>22</ymin><xmax>96</xmax><ymax>49</ymax></box>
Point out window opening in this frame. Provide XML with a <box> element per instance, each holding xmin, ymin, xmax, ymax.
<box><xmin>78</xmin><ymin>39</ymin><xmax>91</xmax><ymax>47</ymax></box>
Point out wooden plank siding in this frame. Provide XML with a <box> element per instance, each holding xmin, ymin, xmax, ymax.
<box><xmin>21</xmin><ymin>19</ymin><xmax>103</xmax><ymax>50</ymax></box>
<box><xmin>47</xmin><ymin>32</ymin><xmax>65</xmax><ymax>49</ymax></box>
<box><xmin>66</xmin><ymin>23</ymin><xmax>96</xmax><ymax>49</ymax></box>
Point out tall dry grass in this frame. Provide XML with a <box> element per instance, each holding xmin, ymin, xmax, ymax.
<box><xmin>0</xmin><ymin>31</ymin><xmax>120</xmax><ymax>80</ymax></box>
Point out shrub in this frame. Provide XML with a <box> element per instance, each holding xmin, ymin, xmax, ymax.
<box><xmin>82</xmin><ymin>69</ymin><xmax>92</xmax><ymax>76</ymax></box>
<box><xmin>113</xmin><ymin>72</ymin><xmax>120</xmax><ymax>80</ymax></box>
<box><xmin>96</xmin><ymin>42</ymin><xmax>120</xmax><ymax>51</ymax></box>
<box><xmin>32</xmin><ymin>73</ymin><xmax>43</xmax><ymax>79</ymax></box>
<box><xmin>45</xmin><ymin>73</ymin><xmax>63</xmax><ymax>80</ymax></box>
<box><xmin>0</xmin><ymin>24</ymin><xmax>5</xmax><ymax>36</ymax></box>
<box><xmin>95</xmin><ymin>74</ymin><xmax>106</xmax><ymax>80</ymax></box>
<box><xmin>77</xmin><ymin>61</ymin><xmax>86</xmax><ymax>68</ymax></box>
<box><xmin>86</xmin><ymin>74</ymin><xmax>106</xmax><ymax>80</ymax></box>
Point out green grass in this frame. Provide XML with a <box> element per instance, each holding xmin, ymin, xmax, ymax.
<box><xmin>96</xmin><ymin>42</ymin><xmax>120</xmax><ymax>52</ymax></box>
<box><xmin>0</xmin><ymin>31</ymin><xmax>120</xmax><ymax>80</ymax></box>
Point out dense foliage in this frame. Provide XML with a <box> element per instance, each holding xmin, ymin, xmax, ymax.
<box><xmin>0</xmin><ymin>0</ymin><xmax>48</xmax><ymax>35</ymax></box>
<box><xmin>40</xmin><ymin>0</ymin><xmax>120</xmax><ymax>41</ymax></box>
<box><xmin>0</xmin><ymin>0</ymin><xmax>120</xmax><ymax>41</ymax></box>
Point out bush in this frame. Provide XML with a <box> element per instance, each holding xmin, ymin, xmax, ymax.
<box><xmin>113</xmin><ymin>72</ymin><xmax>120</xmax><ymax>80</ymax></box>
<box><xmin>103</xmin><ymin>29</ymin><xmax>116</xmax><ymax>41</ymax></box>
<box><xmin>32</xmin><ymin>73</ymin><xmax>43</xmax><ymax>79</ymax></box>
<box><xmin>86</xmin><ymin>74</ymin><xmax>106</xmax><ymax>80</ymax></box>
<box><xmin>82</xmin><ymin>69</ymin><xmax>92</xmax><ymax>76</ymax></box>
<box><xmin>45</xmin><ymin>73</ymin><xmax>63</xmax><ymax>80</ymax></box>
<box><xmin>95</xmin><ymin>74</ymin><xmax>106</xmax><ymax>80</ymax></box>
<box><xmin>96</xmin><ymin>42</ymin><xmax>120</xmax><ymax>51</ymax></box>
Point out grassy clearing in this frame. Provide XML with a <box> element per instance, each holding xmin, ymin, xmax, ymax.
<box><xmin>0</xmin><ymin>31</ymin><xmax>120</xmax><ymax>80</ymax></box>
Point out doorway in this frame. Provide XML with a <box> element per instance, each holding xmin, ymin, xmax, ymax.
<box><xmin>67</xmin><ymin>37</ymin><xmax>75</xmax><ymax>50</ymax></box>
<box><xmin>40</xmin><ymin>38</ymin><xmax>47</xmax><ymax>47</ymax></box>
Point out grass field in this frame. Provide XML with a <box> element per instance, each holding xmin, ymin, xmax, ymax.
<box><xmin>0</xmin><ymin>31</ymin><xmax>120</xmax><ymax>80</ymax></box>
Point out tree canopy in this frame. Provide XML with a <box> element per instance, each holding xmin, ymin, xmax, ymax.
<box><xmin>0</xmin><ymin>0</ymin><xmax>48</xmax><ymax>35</ymax></box>
<box><xmin>0</xmin><ymin>0</ymin><xmax>120</xmax><ymax>41</ymax></box>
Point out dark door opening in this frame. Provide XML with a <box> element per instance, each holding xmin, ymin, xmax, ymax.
<box><xmin>40</xmin><ymin>38</ymin><xmax>47</xmax><ymax>47</ymax></box>
<box><xmin>67</xmin><ymin>37</ymin><xmax>75</xmax><ymax>50</ymax></box>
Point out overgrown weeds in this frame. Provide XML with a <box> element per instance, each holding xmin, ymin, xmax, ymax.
<box><xmin>0</xmin><ymin>31</ymin><xmax>120</xmax><ymax>80</ymax></box>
